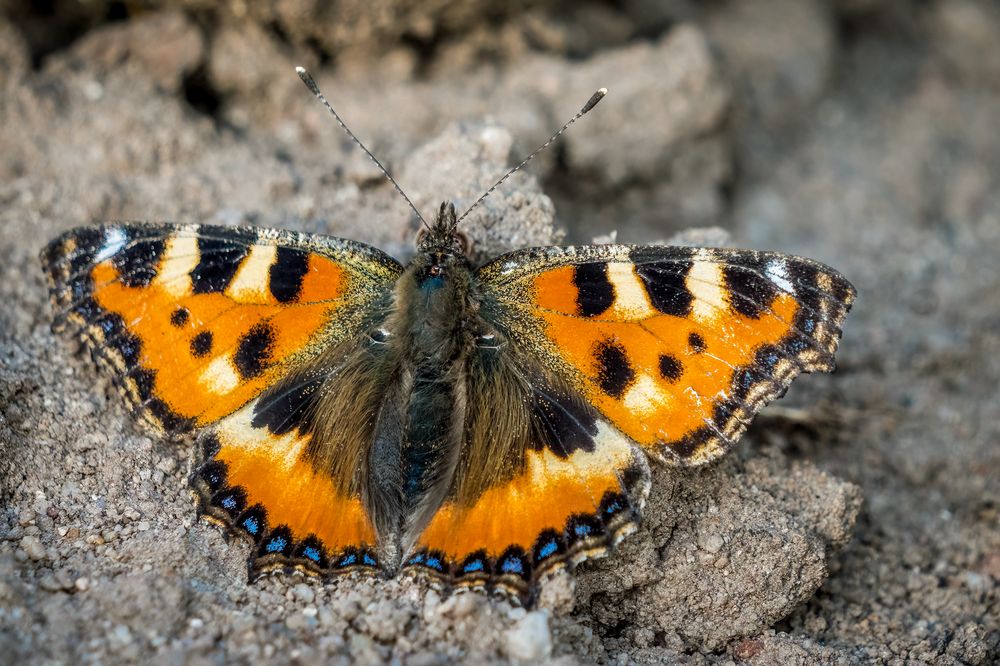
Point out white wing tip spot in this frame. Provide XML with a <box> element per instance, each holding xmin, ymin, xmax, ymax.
<box><xmin>766</xmin><ymin>259</ymin><xmax>795</xmax><ymax>294</ymax></box>
<box><xmin>95</xmin><ymin>228</ymin><xmax>127</xmax><ymax>263</ymax></box>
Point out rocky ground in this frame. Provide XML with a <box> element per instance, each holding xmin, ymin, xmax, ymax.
<box><xmin>0</xmin><ymin>1</ymin><xmax>997</xmax><ymax>663</ymax></box>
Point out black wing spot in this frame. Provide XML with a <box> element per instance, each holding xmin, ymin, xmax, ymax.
<box><xmin>599</xmin><ymin>491</ymin><xmax>630</xmax><ymax>522</ymax></box>
<box><xmin>170</xmin><ymin>307</ymin><xmax>190</xmax><ymax>327</ymax></box>
<box><xmin>251</xmin><ymin>372</ymin><xmax>324</xmax><ymax>436</ymax></box>
<box><xmin>457</xmin><ymin>550</ymin><xmax>491</xmax><ymax>577</ymax></box>
<box><xmin>234</xmin><ymin>322</ymin><xmax>275</xmax><ymax>379</ymax></box>
<box><xmin>67</xmin><ymin>228</ymin><xmax>105</xmax><ymax>275</ymax></box>
<box><xmin>688</xmin><ymin>331</ymin><xmax>706</xmax><ymax>353</ymax></box>
<box><xmin>573</xmin><ymin>263</ymin><xmax>615</xmax><ymax>317</ymax></box>
<box><xmin>131</xmin><ymin>368</ymin><xmax>157</xmax><ymax>401</ymax></box>
<box><xmin>723</xmin><ymin>260</ymin><xmax>778</xmax><ymax>319</ymax></box>
<box><xmin>211</xmin><ymin>486</ymin><xmax>247</xmax><ymax>517</ymax></box>
<box><xmin>112</xmin><ymin>233</ymin><xmax>165</xmax><ymax>288</ymax></box>
<box><xmin>269</xmin><ymin>246</ymin><xmax>310</xmax><ymax>303</ymax></box>
<box><xmin>635</xmin><ymin>261</ymin><xmax>694</xmax><ymax>317</ymax></box>
<box><xmin>114</xmin><ymin>328</ymin><xmax>143</xmax><ymax>366</ymax></box>
<box><xmin>191</xmin><ymin>236</ymin><xmax>252</xmax><ymax>294</ymax></box>
<box><xmin>237</xmin><ymin>504</ymin><xmax>268</xmax><ymax>542</ymax></box>
<box><xmin>658</xmin><ymin>354</ymin><xmax>683</xmax><ymax>382</ymax></box>
<box><xmin>294</xmin><ymin>535</ymin><xmax>329</xmax><ymax>569</ymax></box>
<box><xmin>531</xmin><ymin>529</ymin><xmax>565</xmax><ymax>568</ymax></box>
<box><xmin>190</xmin><ymin>330</ymin><xmax>213</xmax><ymax>357</ymax></box>
<box><xmin>668</xmin><ymin>428</ymin><xmax>711</xmax><ymax>458</ymax></box>
<box><xmin>496</xmin><ymin>546</ymin><xmax>531</xmax><ymax>581</ymax></box>
<box><xmin>532</xmin><ymin>388</ymin><xmax>598</xmax><ymax>457</ymax></box>
<box><xmin>94</xmin><ymin>310</ymin><xmax>124</xmax><ymax>339</ymax></box>
<box><xmin>198</xmin><ymin>460</ymin><xmax>228</xmax><ymax>493</ymax></box>
<box><xmin>594</xmin><ymin>339</ymin><xmax>635</xmax><ymax>398</ymax></box>
<box><xmin>259</xmin><ymin>525</ymin><xmax>295</xmax><ymax>557</ymax></box>
<box><xmin>565</xmin><ymin>513</ymin><xmax>605</xmax><ymax>543</ymax></box>
<box><xmin>147</xmin><ymin>398</ymin><xmax>194</xmax><ymax>433</ymax></box>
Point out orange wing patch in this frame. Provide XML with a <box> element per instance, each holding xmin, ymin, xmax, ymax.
<box><xmin>42</xmin><ymin>224</ymin><xmax>401</xmax><ymax>433</ymax></box>
<box><xmin>405</xmin><ymin>420</ymin><xmax>649</xmax><ymax>597</ymax></box>
<box><xmin>480</xmin><ymin>245</ymin><xmax>855</xmax><ymax>466</ymax></box>
<box><xmin>192</xmin><ymin>395</ymin><xmax>379</xmax><ymax>577</ymax></box>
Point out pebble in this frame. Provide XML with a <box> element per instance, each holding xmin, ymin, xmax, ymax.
<box><xmin>292</xmin><ymin>583</ymin><xmax>315</xmax><ymax>604</ymax></box>
<box><xmin>701</xmin><ymin>534</ymin><xmax>725</xmax><ymax>554</ymax></box>
<box><xmin>38</xmin><ymin>574</ymin><xmax>64</xmax><ymax>592</ymax></box>
<box><xmin>74</xmin><ymin>577</ymin><xmax>90</xmax><ymax>592</ymax></box>
<box><xmin>286</xmin><ymin>612</ymin><xmax>313</xmax><ymax>631</ymax></box>
<box><xmin>19</xmin><ymin>535</ymin><xmax>46</xmax><ymax>561</ymax></box>
<box><xmin>505</xmin><ymin>611</ymin><xmax>552</xmax><ymax>661</ymax></box>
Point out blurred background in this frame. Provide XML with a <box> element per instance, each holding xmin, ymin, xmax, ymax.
<box><xmin>0</xmin><ymin>0</ymin><xmax>997</xmax><ymax>663</ymax></box>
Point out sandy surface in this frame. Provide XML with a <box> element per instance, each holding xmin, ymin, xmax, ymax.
<box><xmin>0</xmin><ymin>1</ymin><xmax>997</xmax><ymax>663</ymax></box>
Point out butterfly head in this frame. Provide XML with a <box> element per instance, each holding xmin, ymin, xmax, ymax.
<box><xmin>416</xmin><ymin>201</ymin><xmax>470</xmax><ymax>257</ymax></box>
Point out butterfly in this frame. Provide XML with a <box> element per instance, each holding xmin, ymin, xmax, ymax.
<box><xmin>40</xmin><ymin>68</ymin><xmax>855</xmax><ymax>605</ymax></box>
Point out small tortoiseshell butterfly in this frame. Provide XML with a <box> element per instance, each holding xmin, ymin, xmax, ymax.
<box><xmin>41</xmin><ymin>68</ymin><xmax>855</xmax><ymax>604</ymax></box>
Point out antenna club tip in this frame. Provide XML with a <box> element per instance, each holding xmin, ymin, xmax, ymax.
<box><xmin>580</xmin><ymin>88</ymin><xmax>608</xmax><ymax>115</ymax></box>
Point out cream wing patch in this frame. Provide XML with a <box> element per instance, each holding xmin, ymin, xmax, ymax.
<box><xmin>686</xmin><ymin>251</ymin><xmax>728</xmax><ymax>324</ymax></box>
<box><xmin>607</xmin><ymin>262</ymin><xmax>656</xmax><ymax>320</ymax></box>
<box><xmin>200</xmin><ymin>355</ymin><xmax>242</xmax><ymax>395</ymax></box>
<box><xmin>155</xmin><ymin>234</ymin><xmax>200</xmax><ymax>297</ymax></box>
<box><xmin>227</xmin><ymin>244</ymin><xmax>278</xmax><ymax>303</ymax></box>
<box><xmin>214</xmin><ymin>399</ymin><xmax>309</xmax><ymax>471</ymax></box>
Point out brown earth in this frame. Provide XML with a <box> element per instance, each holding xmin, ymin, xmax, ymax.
<box><xmin>0</xmin><ymin>1</ymin><xmax>997</xmax><ymax>663</ymax></box>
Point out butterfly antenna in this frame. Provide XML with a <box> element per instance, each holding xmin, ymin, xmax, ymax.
<box><xmin>456</xmin><ymin>87</ymin><xmax>607</xmax><ymax>225</ymax></box>
<box><xmin>295</xmin><ymin>66</ymin><xmax>429</xmax><ymax>229</ymax></box>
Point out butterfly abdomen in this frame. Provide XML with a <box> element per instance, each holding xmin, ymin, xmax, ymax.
<box><xmin>365</xmin><ymin>250</ymin><xmax>478</xmax><ymax>560</ymax></box>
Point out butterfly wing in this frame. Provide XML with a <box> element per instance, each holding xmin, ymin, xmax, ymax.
<box><xmin>42</xmin><ymin>223</ymin><xmax>402</xmax><ymax>576</ymax></box>
<box><xmin>405</xmin><ymin>243</ymin><xmax>854</xmax><ymax>599</ymax></box>
<box><xmin>478</xmin><ymin>244</ymin><xmax>855</xmax><ymax>464</ymax></box>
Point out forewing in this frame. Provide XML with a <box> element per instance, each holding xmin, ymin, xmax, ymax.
<box><xmin>41</xmin><ymin>223</ymin><xmax>402</xmax><ymax>434</ymax></box>
<box><xmin>475</xmin><ymin>244</ymin><xmax>855</xmax><ymax>465</ymax></box>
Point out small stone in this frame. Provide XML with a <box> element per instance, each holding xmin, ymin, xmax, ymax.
<box><xmin>19</xmin><ymin>535</ymin><xmax>46</xmax><ymax>561</ymax></box>
<box><xmin>701</xmin><ymin>534</ymin><xmax>725</xmax><ymax>554</ymax></box>
<box><xmin>286</xmin><ymin>612</ymin><xmax>313</xmax><ymax>631</ymax></box>
<box><xmin>38</xmin><ymin>574</ymin><xmax>63</xmax><ymax>592</ymax></box>
<box><xmin>74</xmin><ymin>577</ymin><xmax>90</xmax><ymax>592</ymax></box>
<box><xmin>292</xmin><ymin>583</ymin><xmax>315</xmax><ymax>604</ymax></box>
<box><xmin>505</xmin><ymin>610</ymin><xmax>552</xmax><ymax>661</ymax></box>
<box><xmin>447</xmin><ymin>591</ymin><xmax>480</xmax><ymax>619</ymax></box>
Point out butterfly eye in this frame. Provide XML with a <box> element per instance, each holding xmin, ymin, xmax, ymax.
<box><xmin>368</xmin><ymin>328</ymin><xmax>391</xmax><ymax>344</ymax></box>
<box><xmin>455</xmin><ymin>230</ymin><xmax>471</xmax><ymax>255</ymax></box>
